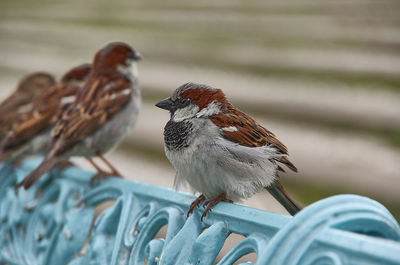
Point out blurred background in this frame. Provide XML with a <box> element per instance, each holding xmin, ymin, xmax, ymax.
<box><xmin>0</xmin><ymin>0</ymin><xmax>399</xmax><ymax>222</ymax></box>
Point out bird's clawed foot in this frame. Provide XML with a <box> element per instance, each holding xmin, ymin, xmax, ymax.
<box><xmin>201</xmin><ymin>193</ymin><xmax>232</xmax><ymax>222</ymax></box>
<box><xmin>187</xmin><ymin>194</ymin><xmax>206</xmax><ymax>217</ymax></box>
<box><xmin>187</xmin><ymin>193</ymin><xmax>233</xmax><ymax>222</ymax></box>
<box><xmin>90</xmin><ymin>171</ymin><xmax>120</xmax><ymax>184</ymax></box>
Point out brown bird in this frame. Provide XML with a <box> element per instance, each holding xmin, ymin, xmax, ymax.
<box><xmin>17</xmin><ymin>42</ymin><xmax>141</xmax><ymax>189</ymax></box>
<box><xmin>0</xmin><ymin>64</ymin><xmax>91</xmax><ymax>166</ymax></box>
<box><xmin>0</xmin><ymin>72</ymin><xmax>56</xmax><ymax>141</ymax></box>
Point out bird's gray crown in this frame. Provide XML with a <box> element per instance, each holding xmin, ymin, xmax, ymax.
<box><xmin>171</xmin><ymin>82</ymin><xmax>217</xmax><ymax>101</ymax></box>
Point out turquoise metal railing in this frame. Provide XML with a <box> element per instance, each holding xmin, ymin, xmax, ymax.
<box><xmin>1</xmin><ymin>157</ymin><xmax>400</xmax><ymax>265</ymax></box>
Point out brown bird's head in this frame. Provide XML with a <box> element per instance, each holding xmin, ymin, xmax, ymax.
<box><xmin>0</xmin><ymin>72</ymin><xmax>56</xmax><ymax>114</ymax></box>
<box><xmin>92</xmin><ymin>42</ymin><xmax>141</xmax><ymax>74</ymax></box>
<box><xmin>17</xmin><ymin>72</ymin><xmax>56</xmax><ymax>95</ymax></box>
<box><xmin>156</xmin><ymin>82</ymin><xmax>230</xmax><ymax>121</ymax></box>
<box><xmin>61</xmin><ymin>63</ymin><xmax>91</xmax><ymax>85</ymax></box>
<box><xmin>31</xmin><ymin>64</ymin><xmax>91</xmax><ymax>113</ymax></box>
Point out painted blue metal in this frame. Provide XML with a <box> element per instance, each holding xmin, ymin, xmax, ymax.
<box><xmin>0</xmin><ymin>157</ymin><xmax>399</xmax><ymax>265</ymax></box>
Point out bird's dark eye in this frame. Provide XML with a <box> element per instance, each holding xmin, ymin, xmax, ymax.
<box><xmin>174</xmin><ymin>97</ymin><xmax>190</xmax><ymax>108</ymax></box>
<box><xmin>179</xmin><ymin>98</ymin><xmax>189</xmax><ymax>104</ymax></box>
<box><xmin>127</xmin><ymin>51</ymin><xmax>135</xmax><ymax>59</ymax></box>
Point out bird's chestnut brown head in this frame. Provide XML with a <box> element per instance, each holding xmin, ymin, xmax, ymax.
<box><xmin>17</xmin><ymin>72</ymin><xmax>56</xmax><ymax>95</ymax></box>
<box><xmin>61</xmin><ymin>63</ymin><xmax>91</xmax><ymax>84</ymax></box>
<box><xmin>92</xmin><ymin>42</ymin><xmax>141</xmax><ymax>76</ymax></box>
<box><xmin>156</xmin><ymin>82</ymin><xmax>230</xmax><ymax>122</ymax></box>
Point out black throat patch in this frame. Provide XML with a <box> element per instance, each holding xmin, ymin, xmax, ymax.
<box><xmin>164</xmin><ymin>120</ymin><xmax>193</xmax><ymax>151</ymax></box>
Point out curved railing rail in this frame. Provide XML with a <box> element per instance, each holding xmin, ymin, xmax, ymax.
<box><xmin>1</xmin><ymin>158</ymin><xmax>399</xmax><ymax>265</ymax></box>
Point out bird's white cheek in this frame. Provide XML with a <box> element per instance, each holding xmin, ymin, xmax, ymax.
<box><xmin>129</xmin><ymin>62</ymin><xmax>138</xmax><ymax>78</ymax></box>
<box><xmin>172</xmin><ymin>104</ymin><xmax>199</xmax><ymax>122</ymax></box>
<box><xmin>196</xmin><ymin>101</ymin><xmax>221</xmax><ymax>118</ymax></box>
<box><xmin>118</xmin><ymin>61</ymin><xmax>139</xmax><ymax>80</ymax></box>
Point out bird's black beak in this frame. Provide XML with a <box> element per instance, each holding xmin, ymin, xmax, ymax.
<box><xmin>155</xmin><ymin>98</ymin><xmax>174</xmax><ymax>111</ymax></box>
<box><xmin>134</xmin><ymin>52</ymin><xmax>142</xmax><ymax>61</ymax></box>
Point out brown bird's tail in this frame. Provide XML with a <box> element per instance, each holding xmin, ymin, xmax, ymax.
<box><xmin>265</xmin><ymin>181</ymin><xmax>302</xmax><ymax>216</ymax></box>
<box><xmin>16</xmin><ymin>156</ymin><xmax>60</xmax><ymax>190</ymax></box>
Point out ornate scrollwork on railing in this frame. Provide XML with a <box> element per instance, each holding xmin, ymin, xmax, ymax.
<box><xmin>1</xmin><ymin>158</ymin><xmax>400</xmax><ymax>265</ymax></box>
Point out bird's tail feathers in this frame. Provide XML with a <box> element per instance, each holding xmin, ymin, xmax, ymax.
<box><xmin>278</xmin><ymin>156</ymin><xmax>297</xmax><ymax>172</ymax></box>
<box><xmin>16</xmin><ymin>156</ymin><xmax>60</xmax><ymax>190</ymax></box>
<box><xmin>265</xmin><ymin>181</ymin><xmax>302</xmax><ymax>216</ymax></box>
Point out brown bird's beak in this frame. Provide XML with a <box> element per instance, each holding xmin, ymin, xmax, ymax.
<box><xmin>133</xmin><ymin>52</ymin><xmax>142</xmax><ymax>60</ymax></box>
<box><xmin>155</xmin><ymin>98</ymin><xmax>174</xmax><ymax>111</ymax></box>
<box><xmin>129</xmin><ymin>51</ymin><xmax>142</xmax><ymax>61</ymax></box>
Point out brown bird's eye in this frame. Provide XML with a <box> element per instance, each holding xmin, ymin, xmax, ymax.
<box><xmin>127</xmin><ymin>51</ymin><xmax>136</xmax><ymax>60</ymax></box>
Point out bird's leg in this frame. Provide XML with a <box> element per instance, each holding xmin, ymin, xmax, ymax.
<box><xmin>87</xmin><ymin>158</ymin><xmax>102</xmax><ymax>172</ymax></box>
<box><xmin>187</xmin><ymin>194</ymin><xmax>206</xmax><ymax>217</ymax></box>
<box><xmin>201</xmin><ymin>193</ymin><xmax>233</xmax><ymax>222</ymax></box>
<box><xmin>55</xmin><ymin>160</ymin><xmax>75</xmax><ymax>171</ymax></box>
<box><xmin>97</xmin><ymin>155</ymin><xmax>122</xmax><ymax>178</ymax></box>
<box><xmin>87</xmin><ymin>158</ymin><xmax>115</xmax><ymax>183</ymax></box>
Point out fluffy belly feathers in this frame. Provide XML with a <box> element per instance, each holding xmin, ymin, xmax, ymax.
<box><xmin>166</xmin><ymin>135</ymin><xmax>279</xmax><ymax>201</ymax></box>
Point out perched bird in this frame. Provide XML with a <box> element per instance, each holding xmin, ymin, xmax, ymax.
<box><xmin>156</xmin><ymin>82</ymin><xmax>301</xmax><ymax>220</ymax></box>
<box><xmin>0</xmin><ymin>64</ymin><xmax>91</xmax><ymax>165</ymax></box>
<box><xmin>17</xmin><ymin>42</ymin><xmax>142</xmax><ymax>189</ymax></box>
<box><xmin>0</xmin><ymin>72</ymin><xmax>56</xmax><ymax>141</ymax></box>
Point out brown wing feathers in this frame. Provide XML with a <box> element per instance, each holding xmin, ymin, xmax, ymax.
<box><xmin>210</xmin><ymin>107</ymin><xmax>297</xmax><ymax>172</ymax></box>
<box><xmin>51</xmin><ymin>76</ymin><xmax>131</xmax><ymax>156</ymax></box>
<box><xmin>1</xmin><ymin>83</ymin><xmax>79</xmax><ymax>151</ymax></box>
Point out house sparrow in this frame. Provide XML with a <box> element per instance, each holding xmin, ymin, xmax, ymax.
<box><xmin>0</xmin><ymin>72</ymin><xmax>56</xmax><ymax>141</ymax></box>
<box><xmin>156</xmin><ymin>82</ymin><xmax>301</xmax><ymax>220</ymax></box>
<box><xmin>17</xmin><ymin>42</ymin><xmax>142</xmax><ymax>189</ymax></box>
<box><xmin>0</xmin><ymin>64</ymin><xmax>91</xmax><ymax>165</ymax></box>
